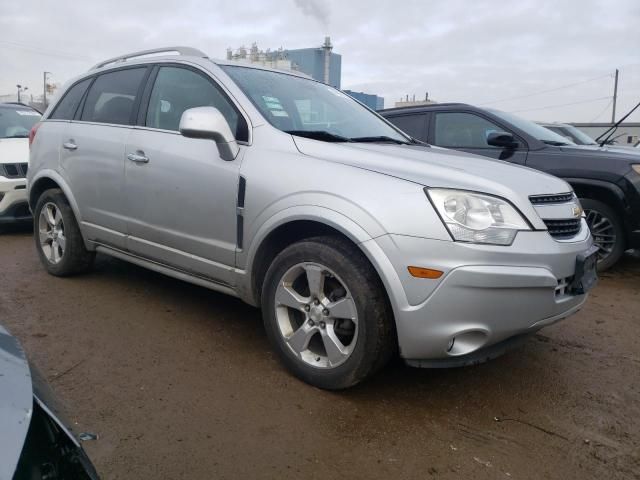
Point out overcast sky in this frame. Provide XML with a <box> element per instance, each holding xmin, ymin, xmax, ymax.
<box><xmin>1</xmin><ymin>0</ymin><xmax>639</xmax><ymax>122</ymax></box>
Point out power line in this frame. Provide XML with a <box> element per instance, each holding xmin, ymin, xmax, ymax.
<box><xmin>478</xmin><ymin>73</ymin><xmax>613</xmax><ymax>106</ymax></box>
<box><xmin>589</xmin><ymin>98</ymin><xmax>614</xmax><ymax>122</ymax></box>
<box><xmin>508</xmin><ymin>96</ymin><xmax>612</xmax><ymax>114</ymax></box>
<box><xmin>0</xmin><ymin>40</ymin><xmax>93</xmax><ymax>61</ymax></box>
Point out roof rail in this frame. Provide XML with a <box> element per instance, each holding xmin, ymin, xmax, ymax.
<box><xmin>91</xmin><ymin>46</ymin><xmax>208</xmax><ymax>70</ymax></box>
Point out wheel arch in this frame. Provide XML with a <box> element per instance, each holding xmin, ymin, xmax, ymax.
<box><xmin>29</xmin><ymin>170</ymin><xmax>82</xmax><ymax>223</ymax></box>
<box><xmin>241</xmin><ymin>208</ymin><xmax>403</xmax><ymax>320</ymax></box>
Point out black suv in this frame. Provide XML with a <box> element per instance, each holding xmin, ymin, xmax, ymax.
<box><xmin>381</xmin><ymin>103</ymin><xmax>640</xmax><ymax>270</ymax></box>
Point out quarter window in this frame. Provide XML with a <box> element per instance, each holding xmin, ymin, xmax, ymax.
<box><xmin>434</xmin><ymin>112</ymin><xmax>505</xmax><ymax>148</ymax></box>
<box><xmin>49</xmin><ymin>78</ymin><xmax>92</xmax><ymax>120</ymax></box>
<box><xmin>145</xmin><ymin>66</ymin><xmax>244</xmax><ymax>140</ymax></box>
<box><xmin>81</xmin><ymin>68</ymin><xmax>147</xmax><ymax>125</ymax></box>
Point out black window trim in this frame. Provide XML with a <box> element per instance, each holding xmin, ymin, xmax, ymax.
<box><xmin>135</xmin><ymin>62</ymin><xmax>250</xmax><ymax>143</ymax></box>
<box><xmin>430</xmin><ymin>109</ymin><xmax>529</xmax><ymax>150</ymax></box>
<box><xmin>46</xmin><ymin>77</ymin><xmax>93</xmax><ymax>121</ymax></box>
<box><xmin>74</xmin><ymin>64</ymin><xmax>152</xmax><ymax>127</ymax></box>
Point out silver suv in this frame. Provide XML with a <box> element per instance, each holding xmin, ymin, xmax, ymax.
<box><xmin>28</xmin><ymin>47</ymin><xmax>597</xmax><ymax>389</ymax></box>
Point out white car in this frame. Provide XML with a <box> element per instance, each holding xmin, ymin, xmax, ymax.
<box><xmin>0</xmin><ymin>103</ymin><xmax>41</xmax><ymax>224</ymax></box>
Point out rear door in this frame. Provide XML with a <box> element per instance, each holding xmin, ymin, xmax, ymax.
<box><xmin>60</xmin><ymin>66</ymin><xmax>149</xmax><ymax>249</ymax></box>
<box><xmin>429</xmin><ymin>111</ymin><xmax>528</xmax><ymax>165</ymax></box>
<box><xmin>123</xmin><ymin>64</ymin><xmax>248</xmax><ymax>285</ymax></box>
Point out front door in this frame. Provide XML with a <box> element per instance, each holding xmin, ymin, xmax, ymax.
<box><xmin>124</xmin><ymin>65</ymin><xmax>246</xmax><ymax>285</ymax></box>
<box><xmin>430</xmin><ymin>111</ymin><xmax>528</xmax><ymax>165</ymax></box>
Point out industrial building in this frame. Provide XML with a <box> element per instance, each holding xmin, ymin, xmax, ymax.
<box><xmin>394</xmin><ymin>93</ymin><xmax>437</xmax><ymax>108</ymax></box>
<box><xmin>343</xmin><ymin>90</ymin><xmax>384</xmax><ymax>110</ymax></box>
<box><xmin>227</xmin><ymin>37</ymin><xmax>341</xmax><ymax>88</ymax></box>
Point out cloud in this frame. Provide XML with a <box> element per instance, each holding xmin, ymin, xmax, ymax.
<box><xmin>1</xmin><ymin>0</ymin><xmax>638</xmax><ymax>122</ymax></box>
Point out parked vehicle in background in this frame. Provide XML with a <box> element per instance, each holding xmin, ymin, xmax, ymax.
<box><xmin>29</xmin><ymin>47</ymin><xmax>596</xmax><ymax>389</ymax></box>
<box><xmin>0</xmin><ymin>102</ymin><xmax>40</xmax><ymax>225</ymax></box>
<box><xmin>538</xmin><ymin>122</ymin><xmax>640</xmax><ymax>154</ymax></box>
<box><xmin>382</xmin><ymin>103</ymin><xmax>640</xmax><ymax>270</ymax></box>
<box><xmin>0</xmin><ymin>324</ymin><xmax>99</xmax><ymax>479</ymax></box>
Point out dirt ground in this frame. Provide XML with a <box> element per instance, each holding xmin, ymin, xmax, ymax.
<box><xmin>1</xmin><ymin>224</ymin><xmax>638</xmax><ymax>480</ymax></box>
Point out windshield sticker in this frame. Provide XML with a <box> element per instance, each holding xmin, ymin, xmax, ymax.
<box><xmin>262</xmin><ymin>96</ymin><xmax>280</xmax><ymax>103</ymax></box>
<box><xmin>271</xmin><ymin>110</ymin><xmax>289</xmax><ymax>117</ymax></box>
<box><xmin>265</xmin><ymin>101</ymin><xmax>283</xmax><ymax>110</ymax></box>
<box><xmin>16</xmin><ymin>110</ymin><xmax>40</xmax><ymax>116</ymax></box>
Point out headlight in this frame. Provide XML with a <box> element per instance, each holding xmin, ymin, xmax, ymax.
<box><xmin>427</xmin><ymin>188</ymin><xmax>531</xmax><ymax>245</ymax></box>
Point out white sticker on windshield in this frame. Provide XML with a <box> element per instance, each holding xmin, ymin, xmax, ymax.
<box><xmin>16</xmin><ymin>110</ymin><xmax>41</xmax><ymax>116</ymax></box>
<box><xmin>265</xmin><ymin>102</ymin><xmax>283</xmax><ymax>110</ymax></box>
<box><xmin>262</xmin><ymin>96</ymin><xmax>280</xmax><ymax>103</ymax></box>
<box><xmin>271</xmin><ymin>110</ymin><xmax>289</xmax><ymax>117</ymax></box>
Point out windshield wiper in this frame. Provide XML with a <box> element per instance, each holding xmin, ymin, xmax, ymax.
<box><xmin>349</xmin><ymin>135</ymin><xmax>410</xmax><ymax>145</ymax></box>
<box><xmin>596</xmin><ymin>99</ymin><xmax>640</xmax><ymax>147</ymax></box>
<box><xmin>3</xmin><ymin>134</ymin><xmax>29</xmax><ymax>139</ymax></box>
<box><xmin>542</xmin><ymin>140</ymin><xmax>571</xmax><ymax>146</ymax></box>
<box><xmin>284</xmin><ymin>130</ymin><xmax>352</xmax><ymax>143</ymax></box>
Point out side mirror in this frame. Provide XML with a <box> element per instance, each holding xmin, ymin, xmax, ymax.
<box><xmin>487</xmin><ymin>131</ymin><xmax>518</xmax><ymax>149</ymax></box>
<box><xmin>179</xmin><ymin>107</ymin><xmax>239</xmax><ymax>161</ymax></box>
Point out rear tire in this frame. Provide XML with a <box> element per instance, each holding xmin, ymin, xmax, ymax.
<box><xmin>34</xmin><ymin>188</ymin><xmax>95</xmax><ymax>276</ymax></box>
<box><xmin>261</xmin><ymin>236</ymin><xmax>395</xmax><ymax>389</ymax></box>
<box><xmin>580</xmin><ymin>198</ymin><xmax>625</xmax><ymax>271</ymax></box>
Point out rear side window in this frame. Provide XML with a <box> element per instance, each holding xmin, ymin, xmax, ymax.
<box><xmin>81</xmin><ymin>68</ymin><xmax>147</xmax><ymax>125</ymax></box>
<box><xmin>49</xmin><ymin>78</ymin><xmax>91</xmax><ymax>120</ymax></box>
<box><xmin>145</xmin><ymin>66</ymin><xmax>246</xmax><ymax>140</ymax></box>
<box><xmin>387</xmin><ymin>114</ymin><xmax>427</xmax><ymax>141</ymax></box>
<box><xmin>434</xmin><ymin>112</ymin><xmax>504</xmax><ymax>148</ymax></box>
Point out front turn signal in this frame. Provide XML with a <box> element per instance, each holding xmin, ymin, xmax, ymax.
<box><xmin>407</xmin><ymin>266</ymin><xmax>444</xmax><ymax>279</ymax></box>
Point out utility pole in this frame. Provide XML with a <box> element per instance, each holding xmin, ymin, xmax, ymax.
<box><xmin>612</xmin><ymin>68</ymin><xmax>619</xmax><ymax>123</ymax></box>
<box><xmin>43</xmin><ymin>72</ymin><xmax>51</xmax><ymax>109</ymax></box>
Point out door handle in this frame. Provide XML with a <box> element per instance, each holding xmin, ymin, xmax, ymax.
<box><xmin>62</xmin><ymin>141</ymin><xmax>77</xmax><ymax>151</ymax></box>
<box><xmin>127</xmin><ymin>152</ymin><xmax>149</xmax><ymax>164</ymax></box>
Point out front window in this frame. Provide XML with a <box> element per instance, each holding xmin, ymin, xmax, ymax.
<box><xmin>221</xmin><ymin>65</ymin><xmax>409</xmax><ymax>143</ymax></box>
<box><xmin>433</xmin><ymin>112</ymin><xmax>507</xmax><ymax>148</ymax></box>
<box><xmin>489</xmin><ymin>109</ymin><xmax>575</xmax><ymax>146</ymax></box>
<box><xmin>0</xmin><ymin>106</ymin><xmax>41</xmax><ymax>138</ymax></box>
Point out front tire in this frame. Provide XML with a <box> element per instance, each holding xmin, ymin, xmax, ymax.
<box><xmin>34</xmin><ymin>188</ymin><xmax>95</xmax><ymax>276</ymax></box>
<box><xmin>580</xmin><ymin>198</ymin><xmax>625</xmax><ymax>271</ymax></box>
<box><xmin>261</xmin><ymin>236</ymin><xmax>395</xmax><ymax>390</ymax></box>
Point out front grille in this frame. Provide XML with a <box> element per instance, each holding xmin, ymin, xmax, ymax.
<box><xmin>529</xmin><ymin>192</ymin><xmax>574</xmax><ymax>205</ymax></box>
<box><xmin>543</xmin><ymin>218</ymin><xmax>582</xmax><ymax>238</ymax></box>
<box><xmin>1</xmin><ymin>163</ymin><xmax>28</xmax><ymax>179</ymax></box>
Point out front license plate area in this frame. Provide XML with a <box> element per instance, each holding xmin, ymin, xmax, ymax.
<box><xmin>570</xmin><ymin>245</ymin><xmax>599</xmax><ymax>295</ymax></box>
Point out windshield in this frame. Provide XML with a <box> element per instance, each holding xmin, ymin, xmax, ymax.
<box><xmin>561</xmin><ymin>124</ymin><xmax>597</xmax><ymax>145</ymax></box>
<box><xmin>221</xmin><ymin>65</ymin><xmax>409</xmax><ymax>143</ymax></box>
<box><xmin>489</xmin><ymin>109</ymin><xmax>576</xmax><ymax>145</ymax></box>
<box><xmin>0</xmin><ymin>106</ymin><xmax>41</xmax><ymax>139</ymax></box>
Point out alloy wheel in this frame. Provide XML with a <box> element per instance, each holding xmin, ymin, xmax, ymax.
<box><xmin>38</xmin><ymin>202</ymin><xmax>66</xmax><ymax>264</ymax></box>
<box><xmin>585</xmin><ymin>208</ymin><xmax>616</xmax><ymax>263</ymax></box>
<box><xmin>274</xmin><ymin>262</ymin><xmax>358</xmax><ymax>368</ymax></box>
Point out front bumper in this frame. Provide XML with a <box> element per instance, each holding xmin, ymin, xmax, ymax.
<box><xmin>362</xmin><ymin>228</ymin><xmax>593</xmax><ymax>361</ymax></box>
<box><xmin>0</xmin><ymin>177</ymin><xmax>30</xmax><ymax>224</ymax></box>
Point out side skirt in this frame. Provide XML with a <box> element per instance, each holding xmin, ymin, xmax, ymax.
<box><xmin>94</xmin><ymin>244</ymin><xmax>239</xmax><ymax>298</ymax></box>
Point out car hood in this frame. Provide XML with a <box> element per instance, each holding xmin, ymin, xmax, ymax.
<box><xmin>0</xmin><ymin>137</ymin><xmax>30</xmax><ymax>164</ymax></box>
<box><xmin>0</xmin><ymin>324</ymin><xmax>33</xmax><ymax>480</ymax></box>
<box><xmin>567</xmin><ymin>144</ymin><xmax>640</xmax><ymax>157</ymax></box>
<box><xmin>293</xmin><ymin>138</ymin><xmax>572</xmax><ymax>199</ymax></box>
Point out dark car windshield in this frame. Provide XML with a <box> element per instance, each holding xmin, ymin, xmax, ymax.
<box><xmin>489</xmin><ymin>109</ymin><xmax>576</xmax><ymax>146</ymax></box>
<box><xmin>0</xmin><ymin>105</ymin><xmax>41</xmax><ymax>139</ymax></box>
<box><xmin>559</xmin><ymin>124</ymin><xmax>597</xmax><ymax>145</ymax></box>
<box><xmin>221</xmin><ymin>65</ymin><xmax>409</xmax><ymax>143</ymax></box>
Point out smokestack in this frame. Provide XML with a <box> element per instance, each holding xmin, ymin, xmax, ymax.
<box><xmin>322</xmin><ymin>36</ymin><xmax>332</xmax><ymax>85</ymax></box>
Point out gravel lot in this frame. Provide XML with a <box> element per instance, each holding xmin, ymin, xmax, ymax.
<box><xmin>1</xmin><ymin>224</ymin><xmax>639</xmax><ymax>480</ymax></box>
